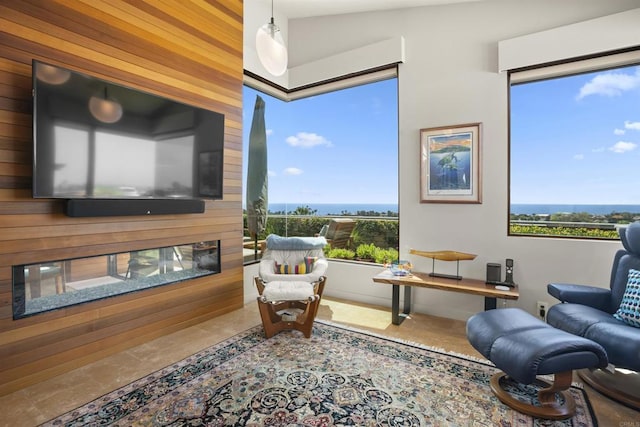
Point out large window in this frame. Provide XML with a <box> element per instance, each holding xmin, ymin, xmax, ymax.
<box><xmin>242</xmin><ymin>76</ymin><xmax>399</xmax><ymax>261</ymax></box>
<box><xmin>509</xmin><ymin>53</ymin><xmax>640</xmax><ymax>239</ymax></box>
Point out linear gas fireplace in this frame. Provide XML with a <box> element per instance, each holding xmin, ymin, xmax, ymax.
<box><xmin>12</xmin><ymin>241</ymin><xmax>220</xmax><ymax>319</ymax></box>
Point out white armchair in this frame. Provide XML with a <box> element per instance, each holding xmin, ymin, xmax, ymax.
<box><xmin>255</xmin><ymin>234</ymin><xmax>328</xmax><ymax>338</ymax></box>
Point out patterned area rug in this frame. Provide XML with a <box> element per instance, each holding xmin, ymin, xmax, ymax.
<box><xmin>41</xmin><ymin>321</ymin><xmax>597</xmax><ymax>426</ymax></box>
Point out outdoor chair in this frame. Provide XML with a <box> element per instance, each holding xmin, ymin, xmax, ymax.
<box><xmin>255</xmin><ymin>234</ymin><xmax>328</xmax><ymax>338</ymax></box>
<box><xmin>317</xmin><ymin>218</ymin><xmax>356</xmax><ymax>249</ymax></box>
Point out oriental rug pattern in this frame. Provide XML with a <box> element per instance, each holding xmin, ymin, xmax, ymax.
<box><xmin>42</xmin><ymin>321</ymin><xmax>597</xmax><ymax>426</ymax></box>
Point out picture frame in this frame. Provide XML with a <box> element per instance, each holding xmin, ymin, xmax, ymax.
<box><xmin>420</xmin><ymin>123</ymin><xmax>482</xmax><ymax>203</ymax></box>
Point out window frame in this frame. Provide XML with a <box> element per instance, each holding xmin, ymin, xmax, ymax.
<box><xmin>508</xmin><ymin>49</ymin><xmax>640</xmax><ymax>240</ymax></box>
<box><xmin>242</xmin><ymin>68</ymin><xmax>400</xmax><ymax>263</ymax></box>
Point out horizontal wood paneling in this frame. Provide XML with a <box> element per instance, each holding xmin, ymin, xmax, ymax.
<box><xmin>0</xmin><ymin>0</ymin><xmax>244</xmax><ymax>396</ymax></box>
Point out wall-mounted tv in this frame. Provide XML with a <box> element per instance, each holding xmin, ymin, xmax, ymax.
<box><xmin>32</xmin><ymin>60</ymin><xmax>224</xmax><ymax>206</ymax></box>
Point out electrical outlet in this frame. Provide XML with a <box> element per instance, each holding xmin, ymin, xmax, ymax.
<box><xmin>536</xmin><ymin>301</ymin><xmax>549</xmax><ymax>321</ymax></box>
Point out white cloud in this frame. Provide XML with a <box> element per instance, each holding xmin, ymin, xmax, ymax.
<box><xmin>576</xmin><ymin>67</ymin><xmax>640</xmax><ymax>100</ymax></box>
<box><xmin>614</xmin><ymin>128</ymin><xmax>625</xmax><ymax>135</ymax></box>
<box><xmin>573</xmin><ymin>154</ymin><xmax>584</xmax><ymax>160</ymax></box>
<box><xmin>625</xmin><ymin>120</ymin><xmax>640</xmax><ymax>131</ymax></box>
<box><xmin>286</xmin><ymin>132</ymin><xmax>332</xmax><ymax>148</ymax></box>
<box><xmin>283</xmin><ymin>167</ymin><xmax>303</xmax><ymax>175</ymax></box>
<box><xmin>268</xmin><ymin>170</ymin><xmax>276</xmax><ymax>177</ymax></box>
<box><xmin>266</xmin><ymin>129</ymin><xmax>274</xmax><ymax>136</ymax></box>
<box><xmin>609</xmin><ymin>141</ymin><xmax>637</xmax><ymax>153</ymax></box>
<box><xmin>592</xmin><ymin>147</ymin><xmax>605</xmax><ymax>153</ymax></box>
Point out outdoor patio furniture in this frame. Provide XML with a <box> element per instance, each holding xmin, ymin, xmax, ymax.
<box><xmin>318</xmin><ymin>218</ymin><xmax>356</xmax><ymax>249</ymax></box>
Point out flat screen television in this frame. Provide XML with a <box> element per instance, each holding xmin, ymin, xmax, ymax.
<box><xmin>32</xmin><ymin>60</ymin><xmax>224</xmax><ymax>205</ymax></box>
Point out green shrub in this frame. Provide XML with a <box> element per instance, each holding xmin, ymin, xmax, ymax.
<box><xmin>509</xmin><ymin>224</ymin><xmax>618</xmax><ymax>239</ymax></box>
<box><xmin>326</xmin><ymin>248</ymin><xmax>356</xmax><ymax>260</ymax></box>
<box><xmin>374</xmin><ymin>248</ymin><xmax>399</xmax><ymax>264</ymax></box>
<box><xmin>342</xmin><ymin>244</ymin><xmax>398</xmax><ymax>264</ymax></box>
<box><xmin>352</xmin><ymin>219</ymin><xmax>398</xmax><ymax>249</ymax></box>
<box><xmin>355</xmin><ymin>243</ymin><xmax>378</xmax><ymax>260</ymax></box>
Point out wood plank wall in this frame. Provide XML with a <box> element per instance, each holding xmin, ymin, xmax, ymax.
<box><xmin>0</xmin><ymin>0</ymin><xmax>244</xmax><ymax>395</ymax></box>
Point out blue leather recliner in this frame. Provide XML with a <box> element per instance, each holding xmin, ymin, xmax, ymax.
<box><xmin>547</xmin><ymin>221</ymin><xmax>640</xmax><ymax>410</ymax></box>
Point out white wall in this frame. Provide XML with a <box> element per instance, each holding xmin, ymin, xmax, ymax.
<box><xmin>243</xmin><ymin>0</ymin><xmax>640</xmax><ymax>320</ymax></box>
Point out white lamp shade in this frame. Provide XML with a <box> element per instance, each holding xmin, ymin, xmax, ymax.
<box><xmin>256</xmin><ymin>22</ymin><xmax>288</xmax><ymax>77</ymax></box>
<box><xmin>89</xmin><ymin>96</ymin><xmax>123</xmax><ymax>124</ymax></box>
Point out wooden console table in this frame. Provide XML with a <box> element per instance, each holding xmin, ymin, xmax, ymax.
<box><xmin>373</xmin><ymin>270</ymin><xmax>519</xmax><ymax>325</ymax></box>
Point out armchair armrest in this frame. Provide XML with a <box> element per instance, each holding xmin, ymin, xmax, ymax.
<box><xmin>547</xmin><ymin>283</ymin><xmax>612</xmax><ymax>311</ymax></box>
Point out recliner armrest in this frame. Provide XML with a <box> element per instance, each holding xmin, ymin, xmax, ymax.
<box><xmin>547</xmin><ymin>283</ymin><xmax>612</xmax><ymax>311</ymax></box>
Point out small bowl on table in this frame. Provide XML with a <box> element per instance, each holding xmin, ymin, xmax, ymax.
<box><xmin>389</xmin><ymin>260</ymin><xmax>412</xmax><ymax>276</ymax></box>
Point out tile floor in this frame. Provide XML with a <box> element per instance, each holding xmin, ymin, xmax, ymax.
<box><xmin>0</xmin><ymin>297</ymin><xmax>636</xmax><ymax>426</ymax></box>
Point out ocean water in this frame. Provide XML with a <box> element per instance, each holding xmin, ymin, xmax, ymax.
<box><xmin>510</xmin><ymin>204</ymin><xmax>640</xmax><ymax>215</ymax></box>
<box><xmin>262</xmin><ymin>203</ymin><xmax>640</xmax><ymax>215</ymax></box>
<box><xmin>264</xmin><ymin>203</ymin><xmax>640</xmax><ymax>216</ymax></box>
<box><xmin>268</xmin><ymin>203</ymin><xmax>398</xmax><ymax>216</ymax></box>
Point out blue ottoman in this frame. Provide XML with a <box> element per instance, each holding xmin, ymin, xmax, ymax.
<box><xmin>466</xmin><ymin>308</ymin><xmax>608</xmax><ymax>420</ymax></box>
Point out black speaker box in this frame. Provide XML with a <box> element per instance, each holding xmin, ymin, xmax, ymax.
<box><xmin>65</xmin><ymin>199</ymin><xmax>205</xmax><ymax>217</ymax></box>
<box><xmin>486</xmin><ymin>262</ymin><xmax>501</xmax><ymax>284</ymax></box>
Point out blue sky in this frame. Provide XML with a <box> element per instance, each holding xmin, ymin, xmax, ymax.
<box><xmin>510</xmin><ymin>64</ymin><xmax>640</xmax><ymax>205</ymax></box>
<box><xmin>242</xmin><ymin>79</ymin><xmax>398</xmax><ymax>205</ymax></box>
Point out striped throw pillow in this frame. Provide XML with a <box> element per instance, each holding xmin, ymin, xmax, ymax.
<box><xmin>275</xmin><ymin>262</ymin><xmax>307</xmax><ymax>274</ymax></box>
<box><xmin>274</xmin><ymin>257</ymin><xmax>318</xmax><ymax>275</ymax></box>
<box><xmin>304</xmin><ymin>256</ymin><xmax>318</xmax><ymax>272</ymax></box>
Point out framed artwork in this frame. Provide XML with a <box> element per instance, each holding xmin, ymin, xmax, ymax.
<box><xmin>420</xmin><ymin>123</ymin><xmax>481</xmax><ymax>203</ymax></box>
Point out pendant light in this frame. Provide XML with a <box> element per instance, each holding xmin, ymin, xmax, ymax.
<box><xmin>256</xmin><ymin>0</ymin><xmax>288</xmax><ymax>76</ymax></box>
<box><xmin>89</xmin><ymin>87</ymin><xmax>123</xmax><ymax>124</ymax></box>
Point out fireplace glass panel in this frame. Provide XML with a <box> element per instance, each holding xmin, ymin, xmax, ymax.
<box><xmin>12</xmin><ymin>241</ymin><xmax>220</xmax><ymax>319</ymax></box>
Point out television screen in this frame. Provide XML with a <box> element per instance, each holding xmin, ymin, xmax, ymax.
<box><xmin>32</xmin><ymin>60</ymin><xmax>224</xmax><ymax>200</ymax></box>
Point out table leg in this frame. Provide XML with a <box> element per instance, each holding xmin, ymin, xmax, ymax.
<box><xmin>392</xmin><ymin>284</ymin><xmax>412</xmax><ymax>325</ymax></box>
<box><xmin>404</xmin><ymin>285</ymin><xmax>412</xmax><ymax>316</ymax></box>
<box><xmin>392</xmin><ymin>284</ymin><xmax>400</xmax><ymax>324</ymax></box>
<box><xmin>484</xmin><ymin>296</ymin><xmax>497</xmax><ymax>310</ymax></box>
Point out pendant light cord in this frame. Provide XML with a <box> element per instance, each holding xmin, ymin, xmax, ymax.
<box><xmin>269</xmin><ymin>0</ymin><xmax>276</xmax><ymax>32</ymax></box>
